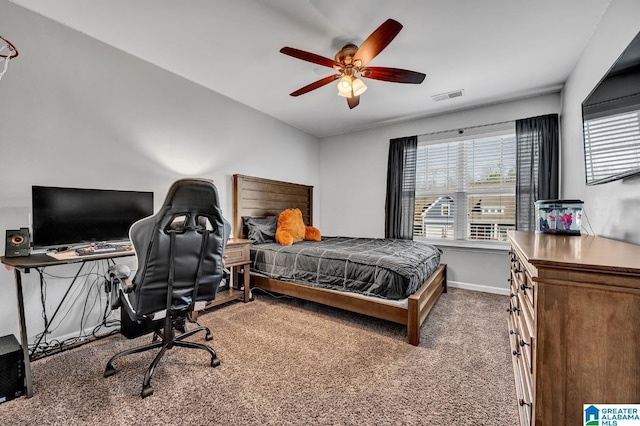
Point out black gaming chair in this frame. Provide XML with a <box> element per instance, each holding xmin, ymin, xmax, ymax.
<box><xmin>103</xmin><ymin>178</ymin><xmax>231</xmax><ymax>398</ymax></box>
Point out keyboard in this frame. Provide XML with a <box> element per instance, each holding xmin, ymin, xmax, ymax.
<box><xmin>75</xmin><ymin>243</ymin><xmax>132</xmax><ymax>256</ymax></box>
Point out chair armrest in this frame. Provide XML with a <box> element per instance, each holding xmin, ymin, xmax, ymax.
<box><xmin>119</xmin><ymin>277</ymin><xmax>135</xmax><ymax>293</ymax></box>
<box><xmin>108</xmin><ymin>264</ymin><xmax>134</xmax><ymax>297</ymax></box>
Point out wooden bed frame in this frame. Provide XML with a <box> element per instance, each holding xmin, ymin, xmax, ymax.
<box><xmin>233</xmin><ymin>174</ymin><xmax>447</xmax><ymax>346</ymax></box>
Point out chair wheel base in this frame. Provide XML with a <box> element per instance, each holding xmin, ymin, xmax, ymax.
<box><xmin>104</xmin><ymin>365</ymin><xmax>116</xmax><ymax>378</ymax></box>
<box><xmin>205</xmin><ymin>333</ymin><xmax>213</xmax><ymax>341</ymax></box>
<box><xmin>141</xmin><ymin>386</ymin><xmax>154</xmax><ymax>398</ymax></box>
<box><xmin>211</xmin><ymin>358</ymin><xmax>221</xmax><ymax>368</ymax></box>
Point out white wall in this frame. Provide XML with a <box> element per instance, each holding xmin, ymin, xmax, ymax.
<box><xmin>562</xmin><ymin>0</ymin><xmax>640</xmax><ymax>245</ymax></box>
<box><xmin>319</xmin><ymin>93</ymin><xmax>562</xmax><ymax>293</ymax></box>
<box><xmin>0</xmin><ymin>2</ymin><xmax>319</xmax><ymax>344</ymax></box>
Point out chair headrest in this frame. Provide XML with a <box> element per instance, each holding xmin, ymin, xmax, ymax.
<box><xmin>161</xmin><ymin>178</ymin><xmax>220</xmax><ymax>212</ymax></box>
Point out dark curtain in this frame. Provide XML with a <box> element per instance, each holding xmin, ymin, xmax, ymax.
<box><xmin>385</xmin><ymin>136</ymin><xmax>417</xmax><ymax>239</ymax></box>
<box><xmin>515</xmin><ymin>114</ymin><xmax>559</xmax><ymax>231</ymax></box>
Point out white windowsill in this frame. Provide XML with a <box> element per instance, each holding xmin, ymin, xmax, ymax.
<box><xmin>415</xmin><ymin>237</ymin><xmax>510</xmax><ymax>253</ymax></box>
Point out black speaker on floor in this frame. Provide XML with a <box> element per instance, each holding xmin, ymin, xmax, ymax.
<box><xmin>5</xmin><ymin>228</ymin><xmax>30</xmax><ymax>258</ymax></box>
<box><xmin>0</xmin><ymin>334</ymin><xmax>24</xmax><ymax>403</ymax></box>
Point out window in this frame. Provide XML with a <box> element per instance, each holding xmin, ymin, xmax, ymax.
<box><xmin>414</xmin><ymin>123</ymin><xmax>516</xmax><ymax>243</ymax></box>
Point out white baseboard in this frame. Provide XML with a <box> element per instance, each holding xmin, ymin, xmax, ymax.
<box><xmin>448</xmin><ymin>280</ymin><xmax>509</xmax><ymax>296</ymax></box>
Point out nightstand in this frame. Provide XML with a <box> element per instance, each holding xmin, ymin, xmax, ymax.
<box><xmin>222</xmin><ymin>238</ymin><xmax>252</xmax><ymax>303</ymax></box>
<box><xmin>194</xmin><ymin>238</ymin><xmax>252</xmax><ymax>316</ymax></box>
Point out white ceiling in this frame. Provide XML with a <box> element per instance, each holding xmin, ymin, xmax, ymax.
<box><xmin>9</xmin><ymin>0</ymin><xmax>612</xmax><ymax>138</ymax></box>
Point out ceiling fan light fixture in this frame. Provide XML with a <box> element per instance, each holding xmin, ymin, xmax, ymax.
<box><xmin>337</xmin><ymin>88</ymin><xmax>352</xmax><ymax>98</ymax></box>
<box><xmin>351</xmin><ymin>77</ymin><xmax>367</xmax><ymax>96</ymax></box>
<box><xmin>337</xmin><ymin>75</ymin><xmax>353</xmax><ymax>97</ymax></box>
<box><xmin>338</xmin><ymin>75</ymin><xmax>352</xmax><ymax>88</ymax></box>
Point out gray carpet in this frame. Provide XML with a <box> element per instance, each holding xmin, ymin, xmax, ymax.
<box><xmin>0</xmin><ymin>288</ymin><xmax>518</xmax><ymax>425</ymax></box>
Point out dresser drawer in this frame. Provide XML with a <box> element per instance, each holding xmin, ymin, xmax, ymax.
<box><xmin>516</xmin><ymin>353</ymin><xmax>533</xmax><ymax>426</ymax></box>
<box><xmin>508</xmin><ymin>311</ymin><xmax>520</xmax><ymax>351</ymax></box>
<box><xmin>509</xmin><ymin>312</ymin><xmax>532</xmax><ymax>426</ymax></box>
<box><xmin>510</xmin><ymin>269</ymin><xmax>519</xmax><ymax>295</ymax></box>
<box><xmin>515</xmin><ymin>299</ymin><xmax>533</xmax><ymax>373</ymax></box>
<box><xmin>521</xmin><ymin>271</ymin><xmax>535</xmax><ymax>306</ymax></box>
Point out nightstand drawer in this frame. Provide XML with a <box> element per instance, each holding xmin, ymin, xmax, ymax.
<box><xmin>223</xmin><ymin>243</ymin><xmax>249</xmax><ymax>266</ymax></box>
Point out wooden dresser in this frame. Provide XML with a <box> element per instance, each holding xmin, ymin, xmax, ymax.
<box><xmin>507</xmin><ymin>230</ymin><xmax>640</xmax><ymax>426</ymax></box>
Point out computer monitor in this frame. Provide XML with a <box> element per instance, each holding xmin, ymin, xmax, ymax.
<box><xmin>31</xmin><ymin>186</ymin><xmax>154</xmax><ymax>250</ymax></box>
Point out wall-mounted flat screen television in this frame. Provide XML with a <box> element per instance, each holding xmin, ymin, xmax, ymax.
<box><xmin>582</xmin><ymin>31</ymin><xmax>640</xmax><ymax>185</ymax></box>
<box><xmin>32</xmin><ymin>186</ymin><xmax>154</xmax><ymax>250</ymax></box>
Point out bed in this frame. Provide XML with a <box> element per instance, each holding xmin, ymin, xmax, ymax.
<box><xmin>233</xmin><ymin>174</ymin><xmax>447</xmax><ymax>345</ymax></box>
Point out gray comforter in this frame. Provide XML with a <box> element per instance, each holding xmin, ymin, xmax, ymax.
<box><xmin>250</xmin><ymin>237</ymin><xmax>442</xmax><ymax>300</ymax></box>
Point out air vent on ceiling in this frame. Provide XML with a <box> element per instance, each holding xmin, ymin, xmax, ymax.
<box><xmin>431</xmin><ymin>89</ymin><xmax>465</xmax><ymax>102</ymax></box>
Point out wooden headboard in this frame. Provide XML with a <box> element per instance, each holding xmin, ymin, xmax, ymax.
<box><xmin>233</xmin><ymin>174</ymin><xmax>313</xmax><ymax>239</ymax></box>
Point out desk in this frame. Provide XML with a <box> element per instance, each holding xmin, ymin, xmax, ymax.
<box><xmin>1</xmin><ymin>250</ymin><xmax>135</xmax><ymax>398</ymax></box>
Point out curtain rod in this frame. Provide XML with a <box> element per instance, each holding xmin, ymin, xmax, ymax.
<box><xmin>417</xmin><ymin>119</ymin><xmax>514</xmax><ymax>139</ymax></box>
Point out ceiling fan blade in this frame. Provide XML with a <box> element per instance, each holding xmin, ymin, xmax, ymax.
<box><xmin>280</xmin><ymin>47</ymin><xmax>339</xmax><ymax>69</ymax></box>
<box><xmin>353</xmin><ymin>19</ymin><xmax>403</xmax><ymax>67</ymax></box>
<box><xmin>347</xmin><ymin>95</ymin><xmax>360</xmax><ymax>109</ymax></box>
<box><xmin>290</xmin><ymin>74</ymin><xmax>341</xmax><ymax>96</ymax></box>
<box><xmin>360</xmin><ymin>66</ymin><xmax>426</xmax><ymax>84</ymax></box>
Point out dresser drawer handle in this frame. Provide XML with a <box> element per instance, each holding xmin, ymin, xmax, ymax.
<box><xmin>514</xmin><ymin>268</ymin><xmax>522</xmax><ymax>273</ymax></box>
<box><xmin>512</xmin><ymin>350</ymin><xmax>521</xmax><ymax>357</ymax></box>
<box><xmin>520</xmin><ymin>339</ymin><xmax>530</xmax><ymax>347</ymax></box>
<box><xmin>520</xmin><ymin>284</ymin><xmax>531</xmax><ymax>291</ymax></box>
<box><xmin>510</xmin><ymin>292</ymin><xmax>516</xmax><ymax>298</ymax></box>
<box><xmin>507</xmin><ymin>307</ymin><xmax>520</xmax><ymax>313</ymax></box>
<box><xmin>519</xmin><ymin>399</ymin><xmax>531</xmax><ymax>407</ymax></box>
<box><xmin>509</xmin><ymin>329</ymin><xmax>519</xmax><ymax>336</ymax></box>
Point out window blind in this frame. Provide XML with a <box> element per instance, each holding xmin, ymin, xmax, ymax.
<box><xmin>414</xmin><ymin>123</ymin><xmax>516</xmax><ymax>242</ymax></box>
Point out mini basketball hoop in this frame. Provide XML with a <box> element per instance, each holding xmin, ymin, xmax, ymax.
<box><xmin>0</xmin><ymin>35</ymin><xmax>19</xmax><ymax>82</ymax></box>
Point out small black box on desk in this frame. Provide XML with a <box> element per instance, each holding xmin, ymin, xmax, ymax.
<box><xmin>0</xmin><ymin>334</ymin><xmax>24</xmax><ymax>403</ymax></box>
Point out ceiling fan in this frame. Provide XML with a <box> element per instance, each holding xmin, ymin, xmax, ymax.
<box><xmin>280</xmin><ymin>18</ymin><xmax>425</xmax><ymax>109</ymax></box>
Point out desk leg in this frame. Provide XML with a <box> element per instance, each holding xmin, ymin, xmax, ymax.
<box><xmin>14</xmin><ymin>269</ymin><xmax>33</xmax><ymax>398</ymax></box>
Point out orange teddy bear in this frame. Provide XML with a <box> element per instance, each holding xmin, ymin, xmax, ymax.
<box><xmin>275</xmin><ymin>208</ymin><xmax>321</xmax><ymax>246</ymax></box>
